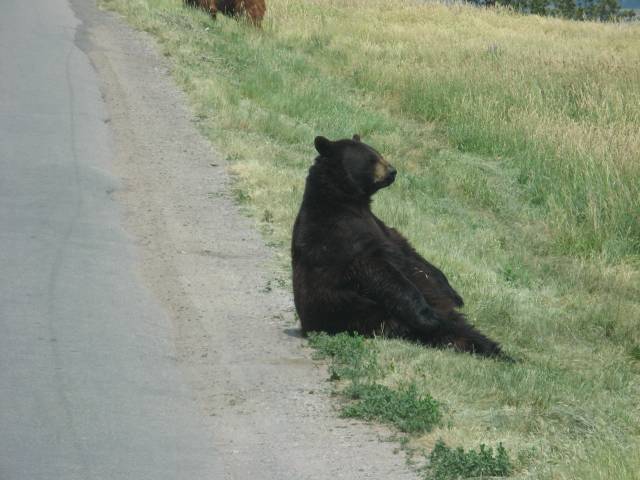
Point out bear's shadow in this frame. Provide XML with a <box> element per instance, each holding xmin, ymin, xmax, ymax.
<box><xmin>283</xmin><ymin>328</ymin><xmax>304</xmax><ymax>339</ymax></box>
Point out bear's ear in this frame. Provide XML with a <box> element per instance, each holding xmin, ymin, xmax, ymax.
<box><xmin>352</xmin><ymin>134</ymin><xmax>361</xmax><ymax>142</ymax></box>
<box><xmin>314</xmin><ymin>136</ymin><xmax>335</xmax><ymax>157</ymax></box>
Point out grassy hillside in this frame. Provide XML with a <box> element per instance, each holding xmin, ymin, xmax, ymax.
<box><xmin>101</xmin><ymin>0</ymin><xmax>640</xmax><ymax>478</ymax></box>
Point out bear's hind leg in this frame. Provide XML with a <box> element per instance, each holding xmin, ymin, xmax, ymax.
<box><xmin>415</xmin><ymin>312</ymin><xmax>509</xmax><ymax>359</ymax></box>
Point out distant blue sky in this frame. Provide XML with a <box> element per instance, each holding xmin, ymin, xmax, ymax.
<box><xmin>620</xmin><ymin>0</ymin><xmax>640</xmax><ymax>8</ymax></box>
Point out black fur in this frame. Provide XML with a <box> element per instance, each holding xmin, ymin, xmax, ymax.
<box><xmin>292</xmin><ymin>135</ymin><xmax>508</xmax><ymax>359</ymax></box>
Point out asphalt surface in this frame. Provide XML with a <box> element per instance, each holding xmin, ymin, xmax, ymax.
<box><xmin>0</xmin><ymin>1</ymin><xmax>418</xmax><ymax>479</ymax></box>
<box><xmin>0</xmin><ymin>1</ymin><xmax>224</xmax><ymax>478</ymax></box>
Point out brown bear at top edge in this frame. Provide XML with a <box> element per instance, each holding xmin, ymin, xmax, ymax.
<box><xmin>183</xmin><ymin>0</ymin><xmax>266</xmax><ymax>27</ymax></box>
<box><xmin>184</xmin><ymin>0</ymin><xmax>216</xmax><ymax>17</ymax></box>
<box><xmin>291</xmin><ymin>135</ymin><xmax>512</xmax><ymax>361</ymax></box>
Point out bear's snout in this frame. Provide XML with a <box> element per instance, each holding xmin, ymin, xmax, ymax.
<box><xmin>381</xmin><ymin>166</ymin><xmax>397</xmax><ymax>187</ymax></box>
<box><xmin>387</xmin><ymin>167</ymin><xmax>397</xmax><ymax>182</ymax></box>
<box><xmin>373</xmin><ymin>157</ymin><xmax>396</xmax><ymax>187</ymax></box>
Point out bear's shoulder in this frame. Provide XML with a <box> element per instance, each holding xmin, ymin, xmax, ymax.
<box><xmin>294</xmin><ymin>207</ymin><xmax>397</xmax><ymax>267</ymax></box>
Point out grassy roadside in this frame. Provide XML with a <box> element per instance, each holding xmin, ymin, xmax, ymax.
<box><xmin>100</xmin><ymin>0</ymin><xmax>640</xmax><ymax>478</ymax></box>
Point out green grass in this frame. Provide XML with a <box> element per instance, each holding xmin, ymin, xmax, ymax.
<box><xmin>101</xmin><ymin>0</ymin><xmax>640</xmax><ymax>478</ymax></box>
<box><xmin>343</xmin><ymin>382</ymin><xmax>442</xmax><ymax>434</ymax></box>
<box><xmin>307</xmin><ymin>331</ymin><xmax>378</xmax><ymax>382</ymax></box>
<box><xmin>309</xmin><ymin>332</ymin><xmax>441</xmax><ymax>434</ymax></box>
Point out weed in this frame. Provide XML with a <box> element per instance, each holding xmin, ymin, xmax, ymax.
<box><xmin>309</xmin><ymin>333</ymin><xmax>440</xmax><ymax>433</ymax></box>
<box><xmin>426</xmin><ymin>439</ymin><xmax>511</xmax><ymax>480</ymax></box>
<box><xmin>343</xmin><ymin>382</ymin><xmax>441</xmax><ymax>434</ymax></box>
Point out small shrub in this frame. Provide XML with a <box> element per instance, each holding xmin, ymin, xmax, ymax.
<box><xmin>343</xmin><ymin>382</ymin><xmax>441</xmax><ymax>434</ymax></box>
<box><xmin>426</xmin><ymin>439</ymin><xmax>512</xmax><ymax>479</ymax></box>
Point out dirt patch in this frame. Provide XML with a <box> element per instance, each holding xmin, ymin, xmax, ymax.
<box><xmin>71</xmin><ymin>1</ymin><xmax>417</xmax><ymax>478</ymax></box>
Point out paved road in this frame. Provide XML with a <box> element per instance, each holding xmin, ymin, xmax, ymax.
<box><xmin>0</xmin><ymin>1</ymin><xmax>420</xmax><ymax>478</ymax></box>
<box><xmin>0</xmin><ymin>1</ymin><xmax>225</xmax><ymax>478</ymax></box>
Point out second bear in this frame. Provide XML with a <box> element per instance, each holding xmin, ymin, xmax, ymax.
<box><xmin>292</xmin><ymin>135</ymin><xmax>508</xmax><ymax>359</ymax></box>
<box><xmin>184</xmin><ymin>0</ymin><xmax>266</xmax><ymax>26</ymax></box>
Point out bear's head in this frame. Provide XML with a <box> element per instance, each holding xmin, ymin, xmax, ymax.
<box><xmin>313</xmin><ymin>135</ymin><xmax>397</xmax><ymax>198</ymax></box>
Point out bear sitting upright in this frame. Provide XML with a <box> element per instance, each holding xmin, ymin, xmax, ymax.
<box><xmin>292</xmin><ymin>135</ymin><xmax>508</xmax><ymax>359</ymax></box>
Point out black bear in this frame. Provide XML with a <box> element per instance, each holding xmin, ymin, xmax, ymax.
<box><xmin>292</xmin><ymin>135</ymin><xmax>508</xmax><ymax>359</ymax></box>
